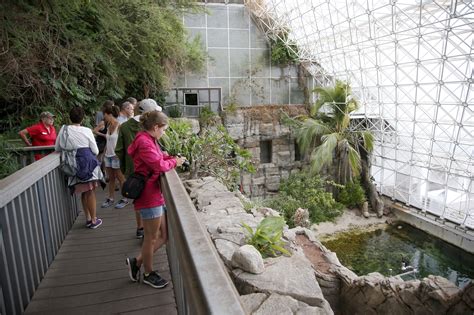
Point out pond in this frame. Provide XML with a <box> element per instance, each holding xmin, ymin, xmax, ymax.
<box><xmin>322</xmin><ymin>222</ymin><xmax>474</xmax><ymax>288</ymax></box>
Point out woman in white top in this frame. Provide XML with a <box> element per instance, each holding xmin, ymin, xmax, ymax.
<box><xmin>55</xmin><ymin>106</ymin><xmax>105</xmax><ymax>229</ymax></box>
<box><xmin>99</xmin><ymin>104</ymin><xmax>128</xmax><ymax>209</ymax></box>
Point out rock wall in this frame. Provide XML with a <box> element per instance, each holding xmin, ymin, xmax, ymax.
<box><xmin>298</xmin><ymin>228</ymin><xmax>474</xmax><ymax>315</ymax></box>
<box><xmin>184</xmin><ymin>176</ymin><xmax>473</xmax><ymax>314</ymax></box>
<box><xmin>222</xmin><ymin>105</ymin><xmax>308</xmax><ymax>198</ymax></box>
<box><xmin>184</xmin><ymin>176</ymin><xmax>333</xmax><ymax>314</ymax></box>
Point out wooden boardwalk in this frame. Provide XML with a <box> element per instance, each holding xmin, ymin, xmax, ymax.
<box><xmin>25</xmin><ymin>189</ymin><xmax>177</xmax><ymax>315</ymax></box>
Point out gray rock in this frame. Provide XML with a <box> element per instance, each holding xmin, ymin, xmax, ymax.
<box><xmin>215</xmin><ymin>239</ymin><xmax>240</xmax><ymax>268</ymax></box>
<box><xmin>293</xmin><ymin>208</ymin><xmax>310</xmax><ymax>228</ymax></box>
<box><xmin>418</xmin><ymin>276</ymin><xmax>461</xmax><ymax>313</ymax></box>
<box><xmin>233</xmin><ymin>251</ymin><xmax>327</xmax><ymax>307</ymax></box>
<box><xmin>240</xmin><ymin>293</ymin><xmax>268</xmax><ymax>314</ymax></box>
<box><xmin>462</xmin><ymin>282</ymin><xmax>474</xmax><ymax>308</ymax></box>
<box><xmin>232</xmin><ymin>245</ymin><xmax>265</xmax><ymax>274</ymax></box>
<box><xmin>200</xmin><ymin>212</ymin><xmax>257</xmax><ymax>235</ymax></box>
<box><xmin>362</xmin><ymin>201</ymin><xmax>369</xmax><ymax>218</ymax></box>
<box><xmin>253</xmin><ymin>293</ymin><xmax>333</xmax><ymax>315</ymax></box>
<box><xmin>202</xmin><ymin>197</ymin><xmax>243</xmax><ymax>215</ymax></box>
<box><xmin>252</xmin><ymin>207</ymin><xmax>280</xmax><ymax>218</ymax></box>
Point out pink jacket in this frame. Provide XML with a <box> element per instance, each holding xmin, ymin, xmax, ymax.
<box><xmin>127</xmin><ymin>131</ymin><xmax>177</xmax><ymax>210</ymax></box>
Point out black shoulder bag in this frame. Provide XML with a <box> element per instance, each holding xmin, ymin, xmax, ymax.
<box><xmin>121</xmin><ymin>173</ymin><xmax>150</xmax><ymax>199</ymax></box>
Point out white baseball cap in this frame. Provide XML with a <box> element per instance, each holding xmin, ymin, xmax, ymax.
<box><xmin>138</xmin><ymin>99</ymin><xmax>162</xmax><ymax>113</ymax></box>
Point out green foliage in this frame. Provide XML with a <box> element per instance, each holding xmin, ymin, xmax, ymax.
<box><xmin>287</xmin><ymin>80</ymin><xmax>375</xmax><ymax>185</ymax></box>
<box><xmin>242</xmin><ymin>216</ymin><xmax>290</xmax><ymax>258</ymax></box>
<box><xmin>337</xmin><ymin>179</ymin><xmax>366</xmax><ymax>208</ymax></box>
<box><xmin>199</xmin><ymin>107</ymin><xmax>217</xmax><ymax>127</ymax></box>
<box><xmin>270</xmin><ymin>34</ymin><xmax>299</xmax><ymax>66</ymax></box>
<box><xmin>225</xmin><ymin>102</ymin><xmax>238</xmax><ymax>113</ymax></box>
<box><xmin>266</xmin><ymin>171</ymin><xmax>343</xmax><ymax>227</ymax></box>
<box><xmin>0</xmin><ymin>138</ymin><xmax>21</xmax><ymax>179</ymax></box>
<box><xmin>0</xmin><ymin>0</ymin><xmax>205</xmax><ymax>130</ymax></box>
<box><xmin>167</xmin><ymin>105</ymin><xmax>182</xmax><ymax>118</ymax></box>
<box><xmin>161</xmin><ymin>119</ymin><xmax>255</xmax><ymax>190</ymax></box>
<box><xmin>241</xmin><ymin>198</ymin><xmax>265</xmax><ymax>213</ymax></box>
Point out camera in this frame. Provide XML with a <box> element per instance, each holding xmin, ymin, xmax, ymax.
<box><xmin>177</xmin><ymin>154</ymin><xmax>190</xmax><ymax>171</ymax></box>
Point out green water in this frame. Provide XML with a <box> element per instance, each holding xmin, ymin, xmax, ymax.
<box><xmin>322</xmin><ymin>222</ymin><xmax>474</xmax><ymax>288</ymax></box>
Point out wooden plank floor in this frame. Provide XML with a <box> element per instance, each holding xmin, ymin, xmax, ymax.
<box><xmin>25</xmin><ymin>189</ymin><xmax>177</xmax><ymax>315</ymax></box>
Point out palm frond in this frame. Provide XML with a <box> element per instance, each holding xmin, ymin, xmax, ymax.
<box><xmin>347</xmin><ymin>145</ymin><xmax>361</xmax><ymax>177</ymax></box>
<box><xmin>310</xmin><ymin>132</ymin><xmax>338</xmax><ymax>173</ymax></box>
<box><xmin>360</xmin><ymin>131</ymin><xmax>374</xmax><ymax>152</ymax></box>
<box><xmin>296</xmin><ymin>119</ymin><xmax>331</xmax><ymax>153</ymax></box>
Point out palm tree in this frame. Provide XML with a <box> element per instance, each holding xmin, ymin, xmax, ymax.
<box><xmin>295</xmin><ymin>80</ymin><xmax>374</xmax><ymax>186</ymax></box>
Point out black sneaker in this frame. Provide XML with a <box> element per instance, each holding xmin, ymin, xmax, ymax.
<box><xmin>143</xmin><ymin>271</ymin><xmax>169</xmax><ymax>289</ymax></box>
<box><xmin>136</xmin><ymin>228</ymin><xmax>144</xmax><ymax>239</ymax></box>
<box><xmin>126</xmin><ymin>257</ymin><xmax>140</xmax><ymax>282</ymax></box>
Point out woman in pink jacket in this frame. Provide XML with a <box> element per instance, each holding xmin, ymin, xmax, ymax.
<box><xmin>125</xmin><ymin>111</ymin><xmax>185</xmax><ymax>289</ymax></box>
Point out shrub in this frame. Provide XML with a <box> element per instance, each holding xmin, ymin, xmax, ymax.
<box><xmin>0</xmin><ymin>0</ymin><xmax>205</xmax><ymax>131</ymax></box>
<box><xmin>161</xmin><ymin>119</ymin><xmax>255</xmax><ymax>190</ymax></box>
<box><xmin>168</xmin><ymin>105</ymin><xmax>182</xmax><ymax>118</ymax></box>
<box><xmin>242</xmin><ymin>216</ymin><xmax>290</xmax><ymax>258</ymax></box>
<box><xmin>265</xmin><ymin>171</ymin><xmax>343</xmax><ymax>227</ymax></box>
<box><xmin>337</xmin><ymin>179</ymin><xmax>366</xmax><ymax>208</ymax></box>
<box><xmin>199</xmin><ymin>107</ymin><xmax>217</xmax><ymax>127</ymax></box>
<box><xmin>0</xmin><ymin>138</ymin><xmax>21</xmax><ymax>179</ymax></box>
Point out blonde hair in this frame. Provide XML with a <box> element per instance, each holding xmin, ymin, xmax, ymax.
<box><xmin>140</xmin><ymin>111</ymin><xmax>168</xmax><ymax>130</ymax></box>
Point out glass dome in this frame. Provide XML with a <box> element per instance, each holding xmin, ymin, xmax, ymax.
<box><xmin>246</xmin><ymin>0</ymin><xmax>473</xmax><ymax>228</ymax></box>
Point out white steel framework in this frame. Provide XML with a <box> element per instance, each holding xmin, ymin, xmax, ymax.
<box><xmin>245</xmin><ymin>0</ymin><xmax>474</xmax><ymax>228</ymax></box>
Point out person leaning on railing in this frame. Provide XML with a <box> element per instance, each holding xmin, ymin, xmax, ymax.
<box><xmin>18</xmin><ymin>111</ymin><xmax>57</xmax><ymax>160</ymax></box>
<box><xmin>116</xmin><ymin>99</ymin><xmax>163</xmax><ymax>239</ymax></box>
<box><xmin>125</xmin><ymin>110</ymin><xmax>186</xmax><ymax>289</ymax></box>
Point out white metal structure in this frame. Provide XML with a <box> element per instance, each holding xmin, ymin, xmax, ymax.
<box><xmin>246</xmin><ymin>0</ymin><xmax>473</xmax><ymax>228</ymax></box>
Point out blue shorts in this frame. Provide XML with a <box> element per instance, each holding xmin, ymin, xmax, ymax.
<box><xmin>104</xmin><ymin>156</ymin><xmax>120</xmax><ymax>169</ymax></box>
<box><xmin>139</xmin><ymin>205</ymin><xmax>165</xmax><ymax>220</ymax></box>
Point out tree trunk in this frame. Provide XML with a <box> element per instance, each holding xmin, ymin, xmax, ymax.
<box><xmin>360</xmin><ymin>153</ymin><xmax>384</xmax><ymax>217</ymax></box>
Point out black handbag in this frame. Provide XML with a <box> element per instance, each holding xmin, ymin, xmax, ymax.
<box><xmin>122</xmin><ymin>173</ymin><xmax>149</xmax><ymax>199</ymax></box>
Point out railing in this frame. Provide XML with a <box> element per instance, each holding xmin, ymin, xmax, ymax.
<box><xmin>161</xmin><ymin>170</ymin><xmax>245</xmax><ymax>315</ymax></box>
<box><xmin>0</xmin><ymin>153</ymin><xmax>79</xmax><ymax>315</ymax></box>
<box><xmin>0</xmin><ymin>152</ymin><xmax>244</xmax><ymax>314</ymax></box>
<box><xmin>7</xmin><ymin>145</ymin><xmax>56</xmax><ymax>167</ymax></box>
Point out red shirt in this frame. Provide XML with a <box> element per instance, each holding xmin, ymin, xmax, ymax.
<box><xmin>27</xmin><ymin>121</ymin><xmax>57</xmax><ymax>160</ymax></box>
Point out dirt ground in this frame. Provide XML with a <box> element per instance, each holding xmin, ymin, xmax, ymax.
<box><xmin>311</xmin><ymin>208</ymin><xmax>391</xmax><ymax>240</ymax></box>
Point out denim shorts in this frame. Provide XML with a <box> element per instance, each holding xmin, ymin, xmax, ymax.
<box><xmin>104</xmin><ymin>156</ymin><xmax>120</xmax><ymax>169</ymax></box>
<box><xmin>139</xmin><ymin>205</ymin><xmax>165</xmax><ymax>220</ymax></box>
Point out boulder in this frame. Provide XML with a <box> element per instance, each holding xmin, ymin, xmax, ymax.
<box><xmin>293</xmin><ymin>208</ymin><xmax>310</xmax><ymax>228</ymax></box>
<box><xmin>253</xmin><ymin>293</ymin><xmax>333</xmax><ymax>315</ymax></box>
<box><xmin>233</xmin><ymin>250</ymin><xmax>327</xmax><ymax>307</ymax></box>
<box><xmin>251</xmin><ymin>207</ymin><xmax>280</xmax><ymax>218</ymax></box>
<box><xmin>232</xmin><ymin>245</ymin><xmax>265</xmax><ymax>274</ymax></box>
<box><xmin>418</xmin><ymin>276</ymin><xmax>462</xmax><ymax>313</ymax></box>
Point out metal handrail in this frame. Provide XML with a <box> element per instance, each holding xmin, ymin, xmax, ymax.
<box><xmin>6</xmin><ymin>145</ymin><xmax>55</xmax><ymax>167</ymax></box>
<box><xmin>161</xmin><ymin>170</ymin><xmax>245</xmax><ymax>315</ymax></box>
<box><xmin>0</xmin><ymin>153</ymin><xmax>79</xmax><ymax>314</ymax></box>
<box><xmin>0</xmin><ymin>154</ymin><xmax>244</xmax><ymax>314</ymax></box>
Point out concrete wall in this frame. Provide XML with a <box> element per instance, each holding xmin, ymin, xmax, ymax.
<box><xmin>388</xmin><ymin>200</ymin><xmax>474</xmax><ymax>254</ymax></box>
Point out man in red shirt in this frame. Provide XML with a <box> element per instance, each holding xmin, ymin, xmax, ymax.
<box><xmin>19</xmin><ymin>111</ymin><xmax>57</xmax><ymax>160</ymax></box>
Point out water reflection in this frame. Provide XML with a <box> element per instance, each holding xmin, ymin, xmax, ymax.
<box><xmin>322</xmin><ymin>223</ymin><xmax>474</xmax><ymax>288</ymax></box>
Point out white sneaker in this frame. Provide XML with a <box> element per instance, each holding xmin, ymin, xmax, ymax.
<box><xmin>115</xmin><ymin>199</ymin><xmax>129</xmax><ymax>209</ymax></box>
